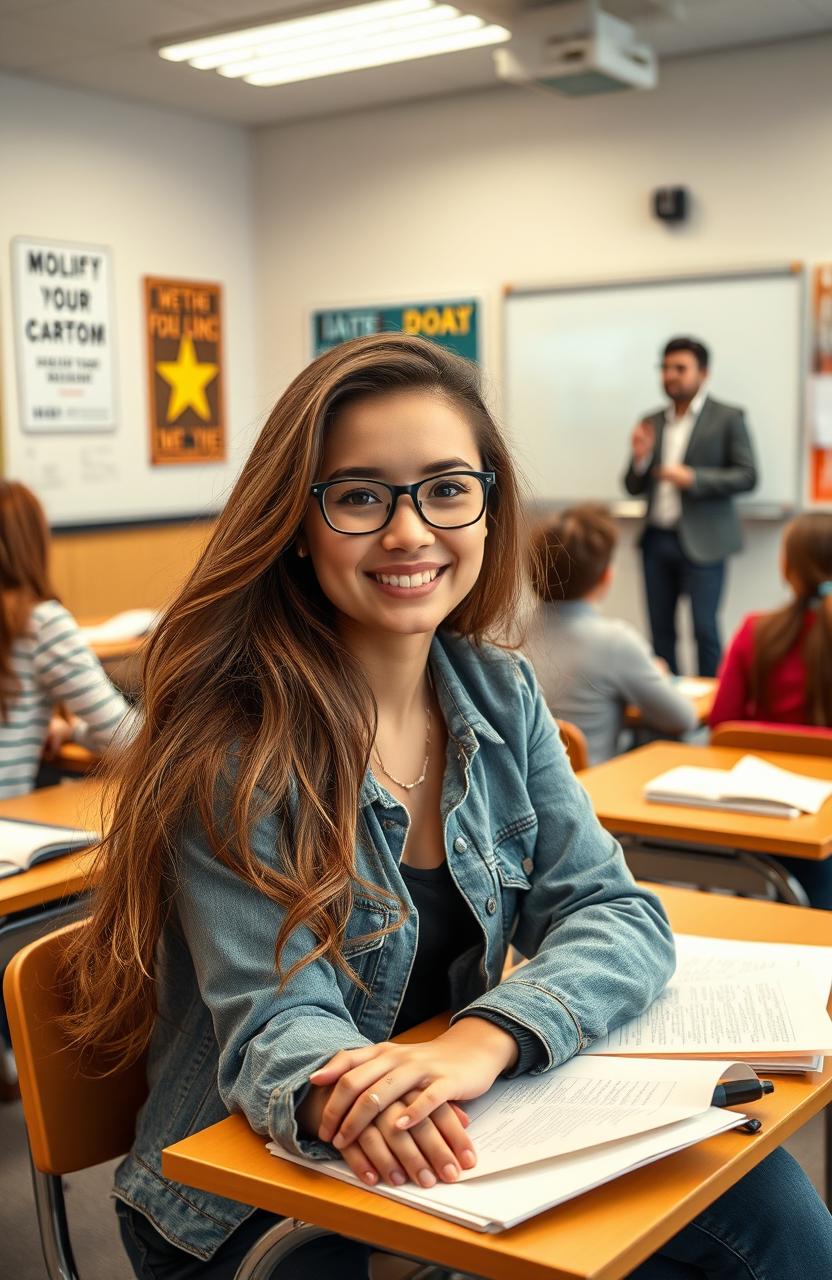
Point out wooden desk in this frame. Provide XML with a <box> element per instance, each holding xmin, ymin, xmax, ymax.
<box><xmin>624</xmin><ymin>678</ymin><xmax>716</xmax><ymax>729</ymax></box>
<box><xmin>0</xmin><ymin>781</ymin><xmax>104</xmax><ymax>915</ymax></box>
<box><xmin>581</xmin><ymin>741</ymin><xmax>832</xmax><ymax>904</ymax></box>
<box><xmin>163</xmin><ymin>887</ymin><xmax>832</xmax><ymax>1280</ymax></box>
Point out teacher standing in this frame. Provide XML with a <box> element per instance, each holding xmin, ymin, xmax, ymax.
<box><xmin>623</xmin><ymin>337</ymin><xmax>758</xmax><ymax>676</ymax></box>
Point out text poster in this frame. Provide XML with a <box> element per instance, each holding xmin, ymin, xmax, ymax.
<box><xmin>145</xmin><ymin>277</ymin><xmax>225</xmax><ymax>466</ymax></box>
<box><xmin>312</xmin><ymin>299</ymin><xmax>479</xmax><ymax>362</ymax></box>
<box><xmin>11</xmin><ymin>237</ymin><xmax>116</xmax><ymax>433</ymax></box>
<box><xmin>810</xmin><ymin>265</ymin><xmax>832</xmax><ymax>502</ymax></box>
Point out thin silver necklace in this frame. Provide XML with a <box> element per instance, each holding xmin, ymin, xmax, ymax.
<box><xmin>372</xmin><ymin>674</ymin><xmax>433</xmax><ymax>791</ymax></box>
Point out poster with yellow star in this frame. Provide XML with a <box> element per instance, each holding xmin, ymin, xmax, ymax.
<box><xmin>145</xmin><ymin>276</ymin><xmax>225</xmax><ymax>465</ymax></box>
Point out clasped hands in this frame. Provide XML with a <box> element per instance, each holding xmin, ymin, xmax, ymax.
<box><xmin>297</xmin><ymin>1018</ymin><xmax>517</xmax><ymax>1190</ymax></box>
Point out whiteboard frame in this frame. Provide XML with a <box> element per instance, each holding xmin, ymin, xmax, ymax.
<box><xmin>501</xmin><ymin>263</ymin><xmax>808</xmax><ymax>517</ymax></box>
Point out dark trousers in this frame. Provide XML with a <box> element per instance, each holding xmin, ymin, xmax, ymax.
<box><xmin>642</xmin><ymin>527</ymin><xmax>725</xmax><ymax>677</ymax></box>
<box><xmin>116</xmin><ymin>1148</ymin><xmax>832</xmax><ymax>1279</ymax></box>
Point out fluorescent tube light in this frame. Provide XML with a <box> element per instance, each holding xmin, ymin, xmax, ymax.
<box><xmin>244</xmin><ymin>23</ymin><xmax>510</xmax><ymax>85</ymax></box>
<box><xmin>158</xmin><ymin>0</ymin><xmax>509</xmax><ymax>85</ymax></box>
<box><xmin>158</xmin><ymin>0</ymin><xmax>433</xmax><ymax>62</ymax></box>
<box><xmin>218</xmin><ymin>14</ymin><xmax>486</xmax><ymax>76</ymax></box>
<box><xmin>191</xmin><ymin>4</ymin><xmax>465</xmax><ymax>71</ymax></box>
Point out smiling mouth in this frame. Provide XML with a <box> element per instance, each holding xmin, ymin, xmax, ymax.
<box><xmin>370</xmin><ymin>566</ymin><xmax>447</xmax><ymax>589</ymax></box>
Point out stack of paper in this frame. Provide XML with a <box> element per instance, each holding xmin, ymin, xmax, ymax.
<box><xmin>585</xmin><ymin>934</ymin><xmax>832</xmax><ymax>1073</ymax></box>
<box><xmin>269</xmin><ymin>1056</ymin><xmax>751</xmax><ymax>1231</ymax></box>
<box><xmin>79</xmin><ymin>608</ymin><xmax>158</xmax><ymax>645</ymax></box>
<box><xmin>644</xmin><ymin>753</ymin><xmax>832</xmax><ymax>819</ymax></box>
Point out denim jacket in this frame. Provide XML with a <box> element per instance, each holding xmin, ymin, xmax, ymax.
<box><xmin>114</xmin><ymin>631</ymin><xmax>675</xmax><ymax>1259</ymax></box>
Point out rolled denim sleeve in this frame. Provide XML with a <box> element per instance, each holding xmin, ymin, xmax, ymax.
<box><xmin>175</xmin><ymin>807</ymin><xmax>372</xmax><ymax>1158</ymax></box>
<box><xmin>456</xmin><ymin>657</ymin><xmax>675</xmax><ymax>1070</ymax></box>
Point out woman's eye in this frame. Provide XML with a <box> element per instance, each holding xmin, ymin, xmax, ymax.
<box><xmin>338</xmin><ymin>489</ymin><xmax>381</xmax><ymax>506</ymax></box>
<box><xmin>430</xmin><ymin>480</ymin><xmax>467</xmax><ymax>499</ymax></box>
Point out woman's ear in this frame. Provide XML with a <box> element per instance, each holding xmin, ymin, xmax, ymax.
<box><xmin>296</xmin><ymin>540</ymin><xmax>308</xmax><ymax>558</ymax></box>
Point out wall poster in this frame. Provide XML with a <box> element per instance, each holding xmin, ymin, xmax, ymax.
<box><xmin>11</xmin><ymin>236</ymin><xmax>116</xmax><ymax>433</ymax></box>
<box><xmin>144</xmin><ymin>276</ymin><xmax>225</xmax><ymax>466</ymax></box>
<box><xmin>311</xmin><ymin>298</ymin><xmax>479</xmax><ymax>362</ymax></box>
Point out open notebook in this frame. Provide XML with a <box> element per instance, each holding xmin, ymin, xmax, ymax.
<box><xmin>644</xmin><ymin>753</ymin><xmax>832</xmax><ymax>819</ymax></box>
<box><xmin>0</xmin><ymin>819</ymin><xmax>99</xmax><ymax>879</ymax></box>
<box><xmin>78</xmin><ymin>608</ymin><xmax>158</xmax><ymax>646</ymax></box>
<box><xmin>585</xmin><ymin>934</ymin><xmax>832</xmax><ymax>1074</ymax></box>
<box><xmin>269</xmin><ymin>1056</ymin><xmax>751</xmax><ymax>1232</ymax></box>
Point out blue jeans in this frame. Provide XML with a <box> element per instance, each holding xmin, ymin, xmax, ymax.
<box><xmin>116</xmin><ymin>1148</ymin><xmax>832</xmax><ymax>1279</ymax></box>
<box><xmin>642</xmin><ymin>527</ymin><xmax>725</xmax><ymax>676</ymax></box>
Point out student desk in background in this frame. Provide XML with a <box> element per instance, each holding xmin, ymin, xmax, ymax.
<box><xmin>624</xmin><ymin>677</ymin><xmax>716</xmax><ymax>730</ymax></box>
<box><xmin>163</xmin><ymin>886</ymin><xmax>832</xmax><ymax>1280</ymax></box>
<box><xmin>0</xmin><ymin>781</ymin><xmax>104</xmax><ymax>962</ymax></box>
<box><xmin>79</xmin><ymin>614</ymin><xmax>147</xmax><ymax>697</ymax></box>
<box><xmin>580</xmin><ymin>742</ymin><xmax>832</xmax><ymax>906</ymax></box>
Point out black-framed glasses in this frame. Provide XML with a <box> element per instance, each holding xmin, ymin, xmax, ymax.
<box><xmin>310</xmin><ymin>470</ymin><xmax>496</xmax><ymax>535</ymax></box>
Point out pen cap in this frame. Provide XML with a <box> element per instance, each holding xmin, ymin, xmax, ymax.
<box><xmin>761</xmin><ymin>1080</ymin><xmax>775</xmax><ymax>1095</ymax></box>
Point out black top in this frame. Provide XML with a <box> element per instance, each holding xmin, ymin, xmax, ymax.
<box><xmin>392</xmin><ymin>859</ymin><xmax>480</xmax><ymax>1036</ymax></box>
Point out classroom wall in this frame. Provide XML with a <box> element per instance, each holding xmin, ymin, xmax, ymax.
<box><xmin>253</xmin><ymin>33</ymin><xmax>832</xmax><ymax>661</ymax></box>
<box><xmin>0</xmin><ymin>71</ymin><xmax>263</xmax><ymax>535</ymax></box>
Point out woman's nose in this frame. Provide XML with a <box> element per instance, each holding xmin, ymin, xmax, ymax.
<box><xmin>381</xmin><ymin>496</ymin><xmax>434</xmax><ymax>548</ymax></box>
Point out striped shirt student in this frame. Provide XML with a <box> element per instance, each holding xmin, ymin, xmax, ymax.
<box><xmin>0</xmin><ymin>599</ymin><xmax>136</xmax><ymax>799</ymax></box>
<box><xmin>0</xmin><ymin>479</ymin><xmax>137</xmax><ymax>801</ymax></box>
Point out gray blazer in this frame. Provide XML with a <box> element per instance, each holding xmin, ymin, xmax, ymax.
<box><xmin>623</xmin><ymin>395</ymin><xmax>758</xmax><ymax>564</ymax></box>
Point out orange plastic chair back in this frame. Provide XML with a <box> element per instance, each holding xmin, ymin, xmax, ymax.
<box><xmin>710</xmin><ymin>720</ymin><xmax>832</xmax><ymax>758</ymax></box>
<box><xmin>3</xmin><ymin>920</ymin><xmax>147</xmax><ymax>1175</ymax></box>
<box><xmin>556</xmin><ymin>718</ymin><xmax>590</xmax><ymax>772</ymax></box>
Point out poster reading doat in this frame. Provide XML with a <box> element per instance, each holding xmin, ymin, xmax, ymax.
<box><xmin>312</xmin><ymin>299</ymin><xmax>479</xmax><ymax>362</ymax></box>
<box><xmin>145</xmin><ymin>277</ymin><xmax>225</xmax><ymax>466</ymax></box>
<box><xmin>11</xmin><ymin>237</ymin><xmax>116</xmax><ymax>433</ymax></box>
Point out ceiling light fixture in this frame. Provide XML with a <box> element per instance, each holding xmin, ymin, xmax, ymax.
<box><xmin>158</xmin><ymin>0</ymin><xmax>509</xmax><ymax>86</ymax></box>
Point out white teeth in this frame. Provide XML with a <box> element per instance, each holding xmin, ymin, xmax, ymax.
<box><xmin>375</xmin><ymin>568</ymin><xmax>439</xmax><ymax>588</ymax></box>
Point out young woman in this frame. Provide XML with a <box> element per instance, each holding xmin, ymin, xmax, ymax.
<box><xmin>709</xmin><ymin>511</ymin><xmax>832</xmax><ymax>908</ymax></box>
<box><xmin>710</xmin><ymin>512</ymin><xmax>832</xmax><ymax>731</ymax></box>
<box><xmin>64</xmin><ymin>336</ymin><xmax>831</xmax><ymax>1279</ymax></box>
<box><xmin>0</xmin><ymin>479</ymin><xmax>136</xmax><ymax>798</ymax></box>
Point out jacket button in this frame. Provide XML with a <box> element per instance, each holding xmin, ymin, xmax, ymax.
<box><xmin>453</xmin><ymin>836</ymin><xmax>467</xmax><ymax>853</ymax></box>
<box><xmin>522</xmin><ymin>857</ymin><xmax>534</xmax><ymax>874</ymax></box>
<box><xmin>486</xmin><ymin>896</ymin><xmax>498</xmax><ymax>915</ymax></box>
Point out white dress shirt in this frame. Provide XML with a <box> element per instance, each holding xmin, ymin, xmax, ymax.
<box><xmin>649</xmin><ymin>388</ymin><xmax>708</xmax><ymax>529</ymax></box>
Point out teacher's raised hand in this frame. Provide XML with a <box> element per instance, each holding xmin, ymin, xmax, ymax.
<box><xmin>631</xmin><ymin>418</ymin><xmax>656</xmax><ymax>465</ymax></box>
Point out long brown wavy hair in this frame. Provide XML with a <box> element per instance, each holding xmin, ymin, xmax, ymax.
<box><xmin>0</xmin><ymin>481</ymin><xmax>57</xmax><ymax>720</ymax></box>
<box><xmin>751</xmin><ymin>512</ymin><xmax>832</xmax><ymax>725</ymax></box>
<box><xmin>64</xmin><ymin>334</ymin><xmax>529</xmax><ymax>1065</ymax></box>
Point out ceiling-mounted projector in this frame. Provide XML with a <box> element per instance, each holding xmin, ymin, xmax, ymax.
<box><xmin>494</xmin><ymin>2</ymin><xmax>657</xmax><ymax>96</ymax></box>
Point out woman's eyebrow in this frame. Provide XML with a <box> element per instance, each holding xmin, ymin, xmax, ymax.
<box><xmin>326</xmin><ymin>458</ymin><xmax>475</xmax><ymax>481</ymax></box>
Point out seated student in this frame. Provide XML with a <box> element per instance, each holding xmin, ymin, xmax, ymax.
<box><xmin>64</xmin><ymin>336</ymin><xmax>830</xmax><ymax>1279</ymax></box>
<box><xmin>0</xmin><ymin>479</ymin><xmax>136</xmax><ymax>799</ymax></box>
<box><xmin>710</xmin><ymin>511</ymin><xmax>832</xmax><ymax>731</ymax></box>
<box><xmin>709</xmin><ymin>511</ymin><xmax>832</xmax><ymax>909</ymax></box>
<box><xmin>525</xmin><ymin>504</ymin><xmax>698</xmax><ymax>765</ymax></box>
<box><xmin>0</xmin><ymin>480</ymin><xmax>138</xmax><ymax>1098</ymax></box>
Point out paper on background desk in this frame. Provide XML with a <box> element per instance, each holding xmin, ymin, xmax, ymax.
<box><xmin>79</xmin><ymin>608</ymin><xmax>158</xmax><ymax>645</ymax></box>
<box><xmin>673</xmin><ymin>677</ymin><xmax>715</xmax><ymax>699</ymax></box>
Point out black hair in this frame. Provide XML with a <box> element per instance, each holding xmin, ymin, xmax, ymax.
<box><xmin>663</xmin><ymin>337</ymin><xmax>709</xmax><ymax>370</ymax></box>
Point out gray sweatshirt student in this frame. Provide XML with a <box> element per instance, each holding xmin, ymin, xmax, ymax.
<box><xmin>524</xmin><ymin>505</ymin><xmax>698</xmax><ymax>766</ymax></box>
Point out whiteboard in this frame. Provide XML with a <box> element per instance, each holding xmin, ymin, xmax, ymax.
<box><xmin>503</xmin><ymin>270</ymin><xmax>805</xmax><ymax>509</ymax></box>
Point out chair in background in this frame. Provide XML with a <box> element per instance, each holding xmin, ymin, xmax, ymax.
<box><xmin>557</xmin><ymin>718</ymin><xmax>589</xmax><ymax>772</ymax></box>
<box><xmin>4</xmin><ymin>924</ymin><xmax>453</xmax><ymax>1280</ymax></box>
<box><xmin>710</xmin><ymin>721</ymin><xmax>832</xmax><ymax>757</ymax></box>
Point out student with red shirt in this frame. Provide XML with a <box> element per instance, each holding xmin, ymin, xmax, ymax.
<box><xmin>710</xmin><ymin>512</ymin><xmax>832</xmax><ymax>906</ymax></box>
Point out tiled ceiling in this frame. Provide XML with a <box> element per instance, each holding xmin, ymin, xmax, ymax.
<box><xmin>1</xmin><ymin>0</ymin><xmax>831</xmax><ymax>126</ymax></box>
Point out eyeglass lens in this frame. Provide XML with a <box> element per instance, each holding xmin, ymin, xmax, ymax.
<box><xmin>322</xmin><ymin>473</ymin><xmax>485</xmax><ymax>533</ymax></box>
